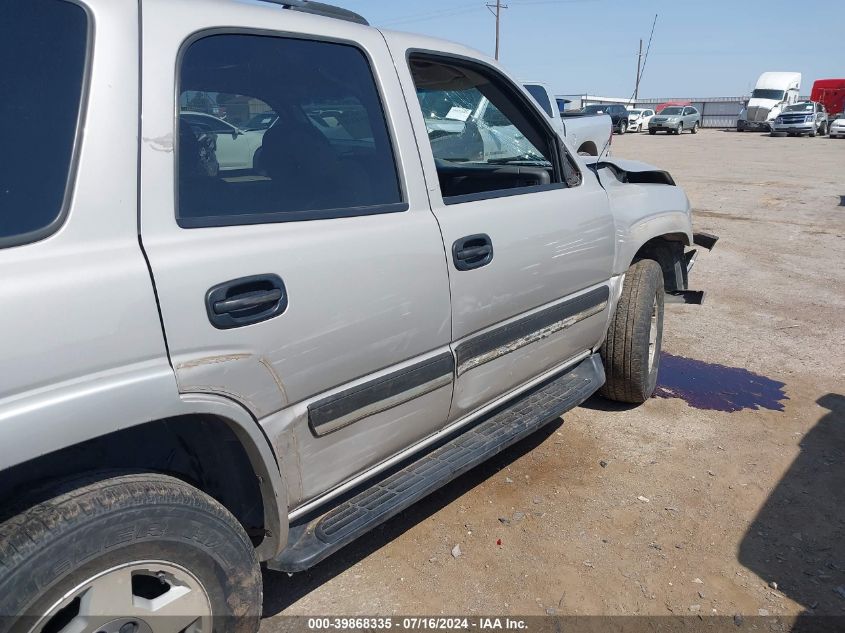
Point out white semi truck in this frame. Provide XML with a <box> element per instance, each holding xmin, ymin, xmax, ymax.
<box><xmin>737</xmin><ymin>72</ymin><xmax>802</xmax><ymax>132</ymax></box>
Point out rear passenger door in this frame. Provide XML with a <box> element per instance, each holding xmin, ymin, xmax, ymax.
<box><xmin>140</xmin><ymin>2</ymin><xmax>454</xmax><ymax>505</ymax></box>
<box><xmin>385</xmin><ymin>39</ymin><xmax>616</xmax><ymax>421</ymax></box>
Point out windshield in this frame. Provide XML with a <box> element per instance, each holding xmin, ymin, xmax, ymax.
<box><xmin>418</xmin><ymin>90</ymin><xmax>483</xmax><ymax>121</ymax></box>
<box><xmin>662</xmin><ymin>107</ymin><xmax>684</xmax><ymax>115</ymax></box>
<box><xmin>628</xmin><ymin>110</ymin><xmax>642</xmax><ymax>116</ymax></box>
<box><xmin>583</xmin><ymin>105</ymin><xmax>606</xmax><ymax>114</ymax></box>
<box><xmin>415</xmin><ymin>84</ymin><xmax>550</xmax><ymax>166</ymax></box>
<box><xmin>784</xmin><ymin>103</ymin><xmax>814</xmax><ymax>112</ymax></box>
<box><xmin>751</xmin><ymin>89</ymin><xmax>786</xmax><ymax>101</ymax></box>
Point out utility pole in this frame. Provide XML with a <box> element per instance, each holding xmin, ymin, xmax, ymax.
<box><xmin>634</xmin><ymin>38</ymin><xmax>643</xmax><ymax>102</ymax></box>
<box><xmin>486</xmin><ymin>0</ymin><xmax>508</xmax><ymax>60</ymax></box>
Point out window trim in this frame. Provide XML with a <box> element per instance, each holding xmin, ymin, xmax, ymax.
<box><xmin>173</xmin><ymin>28</ymin><xmax>407</xmax><ymax>229</ymax></box>
<box><xmin>406</xmin><ymin>49</ymin><xmax>582</xmax><ymax>206</ymax></box>
<box><xmin>0</xmin><ymin>0</ymin><xmax>93</xmax><ymax>250</ymax></box>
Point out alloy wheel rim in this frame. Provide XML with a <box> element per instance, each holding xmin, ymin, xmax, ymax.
<box><xmin>29</xmin><ymin>561</ymin><xmax>212</xmax><ymax>633</ymax></box>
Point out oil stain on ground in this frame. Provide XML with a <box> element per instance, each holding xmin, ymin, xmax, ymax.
<box><xmin>655</xmin><ymin>352</ymin><xmax>788</xmax><ymax>412</ymax></box>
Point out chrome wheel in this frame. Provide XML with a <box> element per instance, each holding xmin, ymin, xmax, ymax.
<box><xmin>648</xmin><ymin>295</ymin><xmax>659</xmax><ymax>369</ymax></box>
<box><xmin>30</xmin><ymin>562</ymin><xmax>212</xmax><ymax>633</ymax></box>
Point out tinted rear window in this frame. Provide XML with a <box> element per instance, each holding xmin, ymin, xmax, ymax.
<box><xmin>0</xmin><ymin>0</ymin><xmax>88</xmax><ymax>247</ymax></box>
<box><xmin>177</xmin><ymin>34</ymin><xmax>403</xmax><ymax>227</ymax></box>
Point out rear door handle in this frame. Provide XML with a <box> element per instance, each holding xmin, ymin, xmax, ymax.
<box><xmin>205</xmin><ymin>274</ymin><xmax>287</xmax><ymax>329</ymax></box>
<box><xmin>213</xmin><ymin>289</ymin><xmax>283</xmax><ymax>315</ymax></box>
<box><xmin>453</xmin><ymin>234</ymin><xmax>494</xmax><ymax>271</ymax></box>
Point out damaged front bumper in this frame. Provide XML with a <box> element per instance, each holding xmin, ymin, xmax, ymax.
<box><xmin>666</xmin><ymin>232</ymin><xmax>719</xmax><ymax>305</ymax></box>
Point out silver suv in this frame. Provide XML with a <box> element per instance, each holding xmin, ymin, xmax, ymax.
<box><xmin>0</xmin><ymin>0</ymin><xmax>716</xmax><ymax>627</ymax></box>
<box><xmin>649</xmin><ymin>106</ymin><xmax>702</xmax><ymax>135</ymax></box>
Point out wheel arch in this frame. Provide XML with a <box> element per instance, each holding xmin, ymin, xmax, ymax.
<box><xmin>577</xmin><ymin>141</ymin><xmax>598</xmax><ymax>156</ymax></box>
<box><xmin>629</xmin><ymin>233</ymin><xmax>691</xmax><ymax>293</ymax></box>
<box><xmin>0</xmin><ymin>393</ymin><xmax>288</xmax><ymax>561</ymax></box>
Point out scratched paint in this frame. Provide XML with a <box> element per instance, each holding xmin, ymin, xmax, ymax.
<box><xmin>654</xmin><ymin>352</ymin><xmax>788</xmax><ymax>413</ymax></box>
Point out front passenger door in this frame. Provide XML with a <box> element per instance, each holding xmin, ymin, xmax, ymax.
<box><xmin>389</xmin><ymin>45</ymin><xmax>616</xmax><ymax>421</ymax></box>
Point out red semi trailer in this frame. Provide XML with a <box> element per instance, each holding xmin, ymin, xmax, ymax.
<box><xmin>811</xmin><ymin>79</ymin><xmax>845</xmax><ymax>116</ymax></box>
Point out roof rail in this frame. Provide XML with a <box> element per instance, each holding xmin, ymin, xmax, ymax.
<box><xmin>259</xmin><ymin>0</ymin><xmax>369</xmax><ymax>26</ymax></box>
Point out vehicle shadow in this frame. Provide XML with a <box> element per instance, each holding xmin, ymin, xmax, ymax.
<box><xmin>737</xmin><ymin>394</ymin><xmax>845</xmax><ymax>618</ymax></box>
<box><xmin>261</xmin><ymin>419</ymin><xmax>563</xmax><ymax>616</ymax></box>
<box><xmin>579</xmin><ymin>394</ymin><xmax>640</xmax><ymax>413</ymax></box>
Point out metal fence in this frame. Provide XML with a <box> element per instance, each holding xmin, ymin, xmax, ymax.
<box><xmin>561</xmin><ymin>95</ymin><xmax>752</xmax><ymax>128</ymax></box>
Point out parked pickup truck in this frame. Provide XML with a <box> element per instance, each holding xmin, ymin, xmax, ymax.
<box><xmin>0</xmin><ymin>0</ymin><xmax>717</xmax><ymax>625</ymax></box>
<box><xmin>574</xmin><ymin>103</ymin><xmax>632</xmax><ymax>135</ymax></box>
<box><xmin>523</xmin><ymin>82</ymin><xmax>613</xmax><ymax>156</ymax></box>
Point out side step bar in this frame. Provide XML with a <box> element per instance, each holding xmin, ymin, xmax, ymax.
<box><xmin>693</xmin><ymin>231</ymin><xmax>719</xmax><ymax>250</ymax></box>
<box><xmin>666</xmin><ymin>290</ymin><xmax>705</xmax><ymax>305</ymax></box>
<box><xmin>268</xmin><ymin>354</ymin><xmax>605</xmax><ymax>573</ymax></box>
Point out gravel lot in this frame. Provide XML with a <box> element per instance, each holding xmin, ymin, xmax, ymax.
<box><xmin>260</xmin><ymin>130</ymin><xmax>845</xmax><ymax>625</ymax></box>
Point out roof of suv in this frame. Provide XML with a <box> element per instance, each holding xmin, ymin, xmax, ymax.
<box><xmin>253</xmin><ymin>0</ymin><xmax>368</xmax><ymax>24</ymax></box>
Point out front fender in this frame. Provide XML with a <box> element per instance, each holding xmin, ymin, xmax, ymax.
<box><xmin>585</xmin><ymin>157</ymin><xmax>694</xmax><ymax>274</ymax></box>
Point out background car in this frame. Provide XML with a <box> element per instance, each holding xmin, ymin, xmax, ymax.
<box><xmin>627</xmin><ymin>108</ymin><xmax>655</xmax><ymax>132</ymax></box>
<box><xmin>582</xmin><ymin>103</ymin><xmax>630</xmax><ymax>134</ymax></box>
<box><xmin>829</xmin><ymin>112</ymin><xmax>845</xmax><ymax>138</ymax></box>
<box><xmin>771</xmin><ymin>101</ymin><xmax>829</xmax><ymax>137</ymax></box>
<box><xmin>180</xmin><ymin>111</ymin><xmax>268</xmax><ymax>171</ymax></box>
<box><xmin>649</xmin><ymin>106</ymin><xmax>701</xmax><ymax>135</ymax></box>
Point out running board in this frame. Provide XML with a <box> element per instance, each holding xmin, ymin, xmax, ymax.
<box><xmin>666</xmin><ymin>290</ymin><xmax>705</xmax><ymax>305</ymax></box>
<box><xmin>693</xmin><ymin>231</ymin><xmax>719</xmax><ymax>250</ymax></box>
<box><xmin>268</xmin><ymin>354</ymin><xmax>605</xmax><ymax>573</ymax></box>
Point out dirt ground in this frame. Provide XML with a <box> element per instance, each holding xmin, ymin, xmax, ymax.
<box><xmin>260</xmin><ymin>130</ymin><xmax>845</xmax><ymax>624</ymax></box>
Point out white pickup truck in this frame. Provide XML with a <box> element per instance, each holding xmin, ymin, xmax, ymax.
<box><xmin>522</xmin><ymin>82</ymin><xmax>612</xmax><ymax>156</ymax></box>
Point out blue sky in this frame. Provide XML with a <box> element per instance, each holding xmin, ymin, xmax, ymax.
<box><xmin>342</xmin><ymin>0</ymin><xmax>843</xmax><ymax>98</ymax></box>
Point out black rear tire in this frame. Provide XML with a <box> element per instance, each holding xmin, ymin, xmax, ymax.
<box><xmin>0</xmin><ymin>474</ymin><xmax>262</xmax><ymax>633</ymax></box>
<box><xmin>599</xmin><ymin>259</ymin><xmax>665</xmax><ymax>404</ymax></box>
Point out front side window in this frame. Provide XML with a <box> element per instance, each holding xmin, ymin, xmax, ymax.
<box><xmin>523</xmin><ymin>84</ymin><xmax>553</xmax><ymax>118</ymax></box>
<box><xmin>410</xmin><ymin>55</ymin><xmax>571</xmax><ymax>201</ymax></box>
<box><xmin>0</xmin><ymin>0</ymin><xmax>88</xmax><ymax>247</ymax></box>
<box><xmin>178</xmin><ymin>34</ymin><xmax>402</xmax><ymax>226</ymax></box>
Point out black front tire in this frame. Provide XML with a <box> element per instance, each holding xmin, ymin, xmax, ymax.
<box><xmin>649</xmin><ymin>129</ymin><xmax>657</xmax><ymax>135</ymax></box>
<box><xmin>599</xmin><ymin>259</ymin><xmax>665</xmax><ymax>404</ymax></box>
<box><xmin>0</xmin><ymin>474</ymin><xmax>263</xmax><ymax>633</ymax></box>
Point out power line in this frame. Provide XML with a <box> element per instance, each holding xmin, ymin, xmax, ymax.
<box><xmin>637</xmin><ymin>15</ymin><xmax>658</xmax><ymax>96</ymax></box>
<box><xmin>380</xmin><ymin>3</ymin><xmax>481</xmax><ymax>27</ymax></box>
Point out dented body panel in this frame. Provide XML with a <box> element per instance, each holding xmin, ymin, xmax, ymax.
<box><xmin>583</xmin><ymin>157</ymin><xmax>694</xmax><ymax>275</ymax></box>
